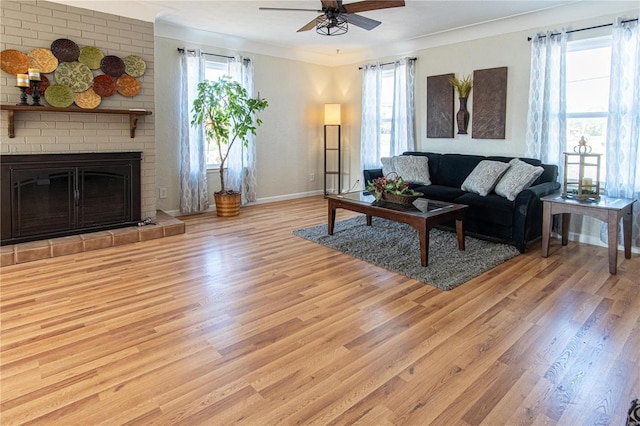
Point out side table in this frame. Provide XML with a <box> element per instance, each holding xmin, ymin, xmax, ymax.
<box><xmin>541</xmin><ymin>194</ymin><xmax>635</xmax><ymax>274</ymax></box>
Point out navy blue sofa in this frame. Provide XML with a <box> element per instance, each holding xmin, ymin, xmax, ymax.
<box><xmin>363</xmin><ymin>152</ymin><xmax>561</xmax><ymax>252</ymax></box>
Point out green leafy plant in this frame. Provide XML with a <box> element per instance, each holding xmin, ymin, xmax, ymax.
<box><xmin>191</xmin><ymin>75</ymin><xmax>268</xmax><ymax>194</ymax></box>
<box><xmin>448</xmin><ymin>74</ymin><xmax>473</xmax><ymax>97</ymax></box>
<box><xmin>366</xmin><ymin>173</ymin><xmax>421</xmax><ymax>201</ymax></box>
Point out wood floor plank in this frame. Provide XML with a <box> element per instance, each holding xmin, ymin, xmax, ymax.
<box><xmin>1</xmin><ymin>195</ymin><xmax>639</xmax><ymax>425</ymax></box>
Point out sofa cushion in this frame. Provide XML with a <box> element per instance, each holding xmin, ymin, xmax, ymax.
<box><xmin>494</xmin><ymin>159</ymin><xmax>545</xmax><ymax>201</ymax></box>
<box><xmin>455</xmin><ymin>193</ymin><xmax>514</xmax><ymax>227</ymax></box>
<box><xmin>413</xmin><ymin>184</ymin><xmax>466</xmax><ymax>202</ymax></box>
<box><xmin>435</xmin><ymin>154</ymin><xmax>483</xmax><ymax>187</ymax></box>
<box><xmin>381</xmin><ymin>155</ymin><xmax>431</xmax><ymax>185</ymax></box>
<box><xmin>461</xmin><ymin>160</ymin><xmax>511</xmax><ymax>196</ymax></box>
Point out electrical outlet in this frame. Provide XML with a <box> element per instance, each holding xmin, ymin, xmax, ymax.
<box><xmin>309</xmin><ymin>172</ymin><xmax>315</xmax><ymax>182</ymax></box>
<box><xmin>159</xmin><ymin>187</ymin><xmax>168</xmax><ymax>199</ymax></box>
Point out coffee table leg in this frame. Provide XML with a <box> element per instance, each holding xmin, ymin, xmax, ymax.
<box><xmin>328</xmin><ymin>204</ymin><xmax>336</xmax><ymax>235</ymax></box>
<box><xmin>623</xmin><ymin>204</ymin><xmax>632</xmax><ymax>260</ymax></box>
<box><xmin>419</xmin><ymin>225</ymin><xmax>428</xmax><ymax>267</ymax></box>
<box><xmin>561</xmin><ymin>213</ymin><xmax>570</xmax><ymax>246</ymax></box>
<box><xmin>455</xmin><ymin>217</ymin><xmax>465</xmax><ymax>251</ymax></box>
<box><xmin>366</xmin><ymin>215</ymin><xmax>372</xmax><ymax>226</ymax></box>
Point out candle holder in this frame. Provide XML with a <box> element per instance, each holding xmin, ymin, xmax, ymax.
<box><xmin>562</xmin><ymin>136</ymin><xmax>601</xmax><ymax>202</ymax></box>
<box><xmin>30</xmin><ymin>81</ymin><xmax>43</xmax><ymax>106</ymax></box>
<box><xmin>16</xmin><ymin>86</ymin><xmax>29</xmax><ymax>106</ymax></box>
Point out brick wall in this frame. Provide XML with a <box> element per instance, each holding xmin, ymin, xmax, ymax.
<box><xmin>0</xmin><ymin>0</ymin><xmax>156</xmax><ymax>219</ymax></box>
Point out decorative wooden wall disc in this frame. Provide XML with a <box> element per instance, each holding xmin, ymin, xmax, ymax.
<box><xmin>74</xmin><ymin>88</ymin><xmax>101</xmax><ymax>109</ymax></box>
<box><xmin>79</xmin><ymin>46</ymin><xmax>104</xmax><ymax>70</ymax></box>
<box><xmin>92</xmin><ymin>74</ymin><xmax>117</xmax><ymax>97</ymax></box>
<box><xmin>51</xmin><ymin>38</ymin><xmax>80</xmax><ymax>62</ymax></box>
<box><xmin>124</xmin><ymin>55</ymin><xmax>146</xmax><ymax>77</ymax></box>
<box><xmin>116</xmin><ymin>75</ymin><xmax>140</xmax><ymax>97</ymax></box>
<box><xmin>27</xmin><ymin>48</ymin><xmax>58</xmax><ymax>73</ymax></box>
<box><xmin>54</xmin><ymin>61</ymin><xmax>94</xmax><ymax>92</ymax></box>
<box><xmin>1</xmin><ymin>49</ymin><xmax>29</xmax><ymax>74</ymax></box>
<box><xmin>100</xmin><ymin>55</ymin><xmax>125</xmax><ymax>77</ymax></box>
<box><xmin>44</xmin><ymin>84</ymin><xmax>74</xmax><ymax>107</ymax></box>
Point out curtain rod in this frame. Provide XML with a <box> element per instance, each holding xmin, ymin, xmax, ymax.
<box><xmin>527</xmin><ymin>18</ymin><xmax>638</xmax><ymax>41</ymax></box>
<box><xmin>358</xmin><ymin>57</ymin><xmax>417</xmax><ymax>70</ymax></box>
<box><xmin>177</xmin><ymin>48</ymin><xmax>250</xmax><ymax>62</ymax></box>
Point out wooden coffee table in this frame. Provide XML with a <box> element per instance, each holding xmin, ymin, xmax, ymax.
<box><xmin>327</xmin><ymin>192</ymin><xmax>468</xmax><ymax>267</ymax></box>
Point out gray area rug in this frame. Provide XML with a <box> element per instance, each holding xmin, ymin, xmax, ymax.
<box><xmin>293</xmin><ymin>216</ymin><xmax>520</xmax><ymax>291</ymax></box>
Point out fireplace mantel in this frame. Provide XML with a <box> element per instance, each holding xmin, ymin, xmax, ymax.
<box><xmin>1</xmin><ymin>105</ymin><xmax>152</xmax><ymax>138</ymax></box>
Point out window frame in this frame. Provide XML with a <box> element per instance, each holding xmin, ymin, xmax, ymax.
<box><xmin>203</xmin><ymin>58</ymin><xmax>231</xmax><ymax>170</ymax></box>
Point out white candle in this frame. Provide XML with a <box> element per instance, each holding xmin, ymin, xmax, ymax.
<box><xmin>17</xmin><ymin>74</ymin><xmax>29</xmax><ymax>87</ymax></box>
<box><xmin>28</xmin><ymin>68</ymin><xmax>40</xmax><ymax>81</ymax></box>
<box><xmin>582</xmin><ymin>177</ymin><xmax>593</xmax><ymax>187</ymax></box>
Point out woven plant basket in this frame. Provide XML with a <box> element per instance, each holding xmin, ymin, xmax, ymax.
<box><xmin>214</xmin><ymin>192</ymin><xmax>241</xmax><ymax>217</ymax></box>
<box><xmin>381</xmin><ymin>191</ymin><xmax>422</xmax><ymax>206</ymax></box>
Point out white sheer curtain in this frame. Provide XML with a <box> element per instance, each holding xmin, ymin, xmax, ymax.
<box><xmin>227</xmin><ymin>56</ymin><xmax>257</xmax><ymax>205</ymax></box>
<box><xmin>603</xmin><ymin>17</ymin><xmax>640</xmax><ymax>247</ymax></box>
<box><xmin>360</xmin><ymin>62</ymin><xmax>383</xmax><ymax>170</ymax></box>
<box><xmin>361</xmin><ymin>58</ymin><xmax>416</xmax><ymax>170</ymax></box>
<box><xmin>178</xmin><ymin>49</ymin><xmax>209</xmax><ymax>214</ymax></box>
<box><xmin>390</xmin><ymin>57</ymin><xmax>416</xmax><ymax>155</ymax></box>
<box><xmin>525</xmin><ymin>30</ymin><xmax>568</xmax><ymax>181</ymax></box>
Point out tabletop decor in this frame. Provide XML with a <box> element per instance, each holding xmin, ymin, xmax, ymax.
<box><xmin>449</xmin><ymin>74</ymin><xmax>473</xmax><ymax>134</ymax></box>
<box><xmin>15</xmin><ymin>73</ymin><xmax>29</xmax><ymax>105</ymax></box>
<box><xmin>365</xmin><ymin>172</ymin><xmax>422</xmax><ymax>204</ymax></box>
<box><xmin>562</xmin><ymin>136</ymin><xmax>601</xmax><ymax>201</ymax></box>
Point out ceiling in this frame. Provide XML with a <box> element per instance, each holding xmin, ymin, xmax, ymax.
<box><xmin>47</xmin><ymin>1</ymin><xmax>639</xmax><ymax>65</ymax></box>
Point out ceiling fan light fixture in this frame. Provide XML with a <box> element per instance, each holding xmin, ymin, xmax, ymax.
<box><xmin>316</xmin><ymin>13</ymin><xmax>348</xmax><ymax>36</ymax></box>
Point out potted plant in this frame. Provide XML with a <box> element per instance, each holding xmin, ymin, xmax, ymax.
<box><xmin>448</xmin><ymin>74</ymin><xmax>473</xmax><ymax>134</ymax></box>
<box><xmin>191</xmin><ymin>75</ymin><xmax>268</xmax><ymax>216</ymax></box>
<box><xmin>366</xmin><ymin>172</ymin><xmax>422</xmax><ymax>205</ymax></box>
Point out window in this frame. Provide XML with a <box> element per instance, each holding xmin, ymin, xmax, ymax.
<box><xmin>204</xmin><ymin>59</ymin><xmax>230</xmax><ymax>168</ymax></box>
<box><xmin>566</xmin><ymin>37</ymin><xmax>611</xmax><ymax>180</ymax></box>
<box><xmin>379</xmin><ymin>67</ymin><xmax>395</xmax><ymax>157</ymax></box>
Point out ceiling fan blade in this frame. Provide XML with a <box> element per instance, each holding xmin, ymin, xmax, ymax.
<box><xmin>342</xmin><ymin>0</ymin><xmax>405</xmax><ymax>14</ymax></box>
<box><xmin>297</xmin><ymin>17</ymin><xmax>319</xmax><ymax>32</ymax></box>
<box><xmin>321</xmin><ymin>0</ymin><xmax>339</xmax><ymax>9</ymax></box>
<box><xmin>259</xmin><ymin>7</ymin><xmax>322</xmax><ymax>12</ymax></box>
<box><xmin>346</xmin><ymin>13</ymin><xmax>381</xmax><ymax>31</ymax></box>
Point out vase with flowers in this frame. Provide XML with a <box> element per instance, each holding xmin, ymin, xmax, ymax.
<box><xmin>448</xmin><ymin>74</ymin><xmax>473</xmax><ymax>134</ymax></box>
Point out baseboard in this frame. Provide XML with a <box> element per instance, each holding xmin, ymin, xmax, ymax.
<box><xmin>162</xmin><ymin>190</ymin><xmax>324</xmax><ymax>217</ymax></box>
<box><xmin>554</xmin><ymin>231</ymin><xmax>640</xmax><ymax>255</ymax></box>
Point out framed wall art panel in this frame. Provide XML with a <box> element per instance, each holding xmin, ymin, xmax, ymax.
<box><xmin>472</xmin><ymin>66</ymin><xmax>507</xmax><ymax>139</ymax></box>
<box><xmin>426</xmin><ymin>73</ymin><xmax>454</xmax><ymax>138</ymax></box>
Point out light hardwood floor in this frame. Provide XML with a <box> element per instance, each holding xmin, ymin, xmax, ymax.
<box><xmin>1</xmin><ymin>196</ymin><xmax>638</xmax><ymax>425</ymax></box>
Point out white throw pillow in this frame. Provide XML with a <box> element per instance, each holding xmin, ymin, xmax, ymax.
<box><xmin>393</xmin><ymin>155</ymin><xmax>431</xmax><ymax>185</ymax></box>
<box><xmin>461</xmin><ymin>160</ymin><xmax>511</xmax><ymax>196</ymax></box>
<box><xmin>494</xmin><ymin>158</ymin><xmax>544</xmax><ymax>201</ymax></box>
<box><xmin>381</xmin><ymin>157</ymin><xmax>394</xmax><ymax>177</ymax></box>
<box><xmin>379</xmin><ymin>156</ymin><xmax>431</xmax><ymax>185</ymax></box>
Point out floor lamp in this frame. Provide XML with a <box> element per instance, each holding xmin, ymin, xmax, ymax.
<box><xmin>324</xmin><ymin>103</ymin><xmax>341</xmax><ymax>196</ymax></box>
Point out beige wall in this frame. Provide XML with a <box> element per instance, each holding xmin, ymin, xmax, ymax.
<box><xmin>0</xmin><ymin>0</ymin><xmax>156</xmax><ymax>219</ymax></box>
<box><xmin>154</xmin><ymin>33</ymin><xmax>336</xmax><ymax>212</ymax></box>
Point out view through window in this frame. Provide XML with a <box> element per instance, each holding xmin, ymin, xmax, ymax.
<box><xmin>566</xmin><ymin>36</ymin><xmax>611</xmax><ymax>182</ymax></box>
<box><xmin>379</xmin><ymin>67</ymin><xmax>395</xmax><ymax>157</ymax></box>
<box><xmin>204</xmin><ymin>59</ymin><xmax>230</xmax><ymax>168</ymax></box>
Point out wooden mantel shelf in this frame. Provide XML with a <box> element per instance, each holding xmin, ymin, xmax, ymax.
<box><xmin>1</xmin><ymin>105</ymin><xmax>152</xmax><ymax>138</ymax></box>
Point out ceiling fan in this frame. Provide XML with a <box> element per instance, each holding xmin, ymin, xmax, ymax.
<box><xmin>259</xmin><ymin>0</ymin><xmax>405</xmax><ymax>35</ymax></box>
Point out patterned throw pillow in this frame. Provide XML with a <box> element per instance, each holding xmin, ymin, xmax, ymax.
<box><xmin>461</xmin><ymin>160</ymin><xmax>511</xmax><ymax>196</ymax></box>
<box><xmin>380</xmin><ymin>156</ymin><xmax>431</xmax><ymax>185</ymax></box>
<box><xmin>494</xmin><ymin>158</ymin><xmax>544</xmax><ymax>201</ymax></box>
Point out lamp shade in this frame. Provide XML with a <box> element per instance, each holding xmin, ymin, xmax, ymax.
<box><xmin>324</xmin><ymin>103</ymin><xmax>341</xmax><ymax>125</ymax></box>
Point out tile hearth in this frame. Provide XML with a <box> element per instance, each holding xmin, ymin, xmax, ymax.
<box><xmin>1</xmin><ymin>211</ymin><xmax>184</xmax><ymax>267</ymax></box>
